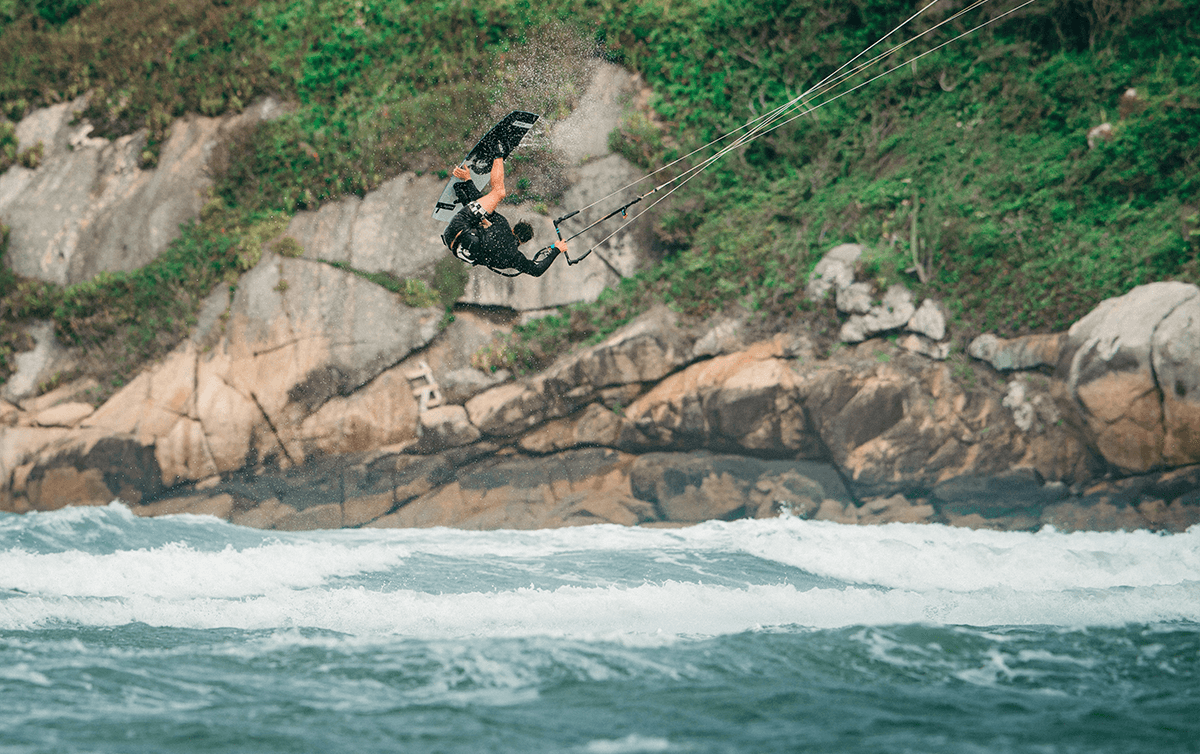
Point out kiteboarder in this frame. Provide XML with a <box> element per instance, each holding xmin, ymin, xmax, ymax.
<box><xmin>440</xmin><ymin>157</ymin><xmax>565</xmax><ymax>277</ymax></box>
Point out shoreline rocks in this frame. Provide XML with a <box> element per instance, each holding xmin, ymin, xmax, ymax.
<box><xmin>4</xmin><ymin>285</ymin><xmax>1198</xmax><ymax>534</ymax></box>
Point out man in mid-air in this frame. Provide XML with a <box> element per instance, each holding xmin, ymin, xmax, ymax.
<box><xmin>440</xmin><ymin>157</ymin><xmax>565</xmax><ymax>277</ymax></box>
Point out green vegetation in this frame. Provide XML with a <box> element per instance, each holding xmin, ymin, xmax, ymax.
<box><xmin>0</xmin><ymin>0</ymin><xmax>1197</xmax><ymax>386</ymax></box>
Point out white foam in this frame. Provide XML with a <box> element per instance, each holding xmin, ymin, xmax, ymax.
<box><xmin>585</xmin><ymin>735</ymin><xmax>673</xmax><ymax>753</ymax></box>
<box><xmin>1</xmin><ymin>577</ymin><xmax>1196</xmax><ymax>636</ymax></box>
<box><xmin>276</xmin><ymin>516</ymin><xmax>1200</xmax><ymax>594</ymax></box>
<box><xmin>2</xmin><ymin>511</ymin><xmax>1197</xmax><ymax>636</ymax></box>
<box><xmin>730</xmin><ymin>518</ymin><xmax>1200</xmax><ymax>591</ymax></box>
<box><xmin>0</xmin><ymin>540</ymin><xmax>409</xmax><ymax>598</ymax></box>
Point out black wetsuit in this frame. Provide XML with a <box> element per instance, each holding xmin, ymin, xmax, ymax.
<box><xmin>440</xmin><ymin>180</ymin><xmax>559</xmax><ymax>277</ymax></box>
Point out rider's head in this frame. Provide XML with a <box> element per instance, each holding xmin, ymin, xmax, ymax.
<box><xmin>513</xmin><ymin>220</ymin><xmax>533</xmax><ymax>245</ymax></box>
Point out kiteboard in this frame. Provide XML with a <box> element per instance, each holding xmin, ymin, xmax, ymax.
<box><xmin>432</xmin><ymin>110</ymin><xmax>539</xmax><ymax>223</ymax></box>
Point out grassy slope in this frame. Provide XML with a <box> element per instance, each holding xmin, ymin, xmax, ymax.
<box><xmin>1</xmin><ymin>0</ymin><xmax>1197</xmax><ymax>388</ymax></box>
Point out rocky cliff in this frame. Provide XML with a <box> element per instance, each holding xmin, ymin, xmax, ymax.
<box><xmin>2</xmin><ymin>65</ymin><xmax>1199</xmax><ymax>534</ymax></box>
<box><xmin>3</xmin><ymin>270</ymin><xmax>1199</xmax><ymax>533</ymax></box>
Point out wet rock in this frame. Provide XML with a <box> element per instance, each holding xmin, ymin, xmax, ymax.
<box><xmin>857</xmin><ymin>494</ymin><xmax>937</xmax><ymax>525</ymax></box>
<box><xmin>18</xmin><ymin>433</ymin><xmax>163</xmax><ymax>510</ymax></box>
<box><xmin>1040</xmin><ymin>498</ymin><xmax>1147</xmax><ymax>532</ymax></box>
<box><xmin>932</xmin><ymin>467</ymin><xmax>1069</xmax><ymax>523</ymax></box>
<box><xmin>368</xmin><ymin>447</ymin><xmax>638</xmax><ymax>529</ymax></box>
<box><xmin>131</xmin><ymin>493</ymin><xmax>236</xmax><ymax>520</ymax></box>
<box><xmin>628</xmin><ymin>451</ymin><xmax>851</xmax><ymax>523</ymax></box>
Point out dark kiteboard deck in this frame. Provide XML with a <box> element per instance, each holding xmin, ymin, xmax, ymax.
<box><xmin>432</xmin><ymin>111</ymin><xmax>539</xmax><ymax>223</ymax></box>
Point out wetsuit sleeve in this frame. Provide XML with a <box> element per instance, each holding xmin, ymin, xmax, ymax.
<box><xmin>453</xmin><ymin>180</ymin><xmax>484</xmax><ymax>206</ymax></box>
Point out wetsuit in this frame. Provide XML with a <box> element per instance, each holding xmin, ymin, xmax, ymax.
<box><xmin>440</xmin><ymin>180</ymin><xmax>559</xmax><ymax>277</ymax></box>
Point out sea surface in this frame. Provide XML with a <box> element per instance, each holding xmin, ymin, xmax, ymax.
<box><xmin>1</xmin><ymin>503</ymin><xmax>1197</xmax><ymax>753</ymax></box>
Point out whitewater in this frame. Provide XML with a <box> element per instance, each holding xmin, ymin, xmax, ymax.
<box><xmin>1</xmin><ymin>503</ymin><xmax>1197</xmax><ymax>753</ymax></box>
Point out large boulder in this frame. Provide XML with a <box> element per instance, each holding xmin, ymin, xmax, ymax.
<box><xmin>83</xmin><ymin>255</ymin><xmax>441</xmax><ymax>483</ymax></box>
<box><xmin>1059</xmin><ymin>282</ymin><xmax>1200</xmax><ymax>472</ymax></box>
<box><xmin>803</xmin><ymin>344</ymin><xmax>1095</xmax><ymax>498</ymax></box>
<box><xmin>0</xmin><ymin>431</ymin><xmax>162</xmax><ymax>512</ymax></box>
<box><xmin>0</xmin><ymin>96</ymin><xmax>283</xmax><ymax>285</ymax></box>
<box><xmin>620</xmin><ymin>337</ymin><xmax>817</xmax><ymax>454</ymax></box>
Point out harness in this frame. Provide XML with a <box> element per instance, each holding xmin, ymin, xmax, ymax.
<box><xmin>447</xmin><ymin>228</ymin><xmax>524</xmax><ymax>278</ymax></box>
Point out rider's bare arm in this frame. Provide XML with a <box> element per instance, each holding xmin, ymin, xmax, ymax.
<box><xmin>450</xmin><ymin>159</ymin><xmax>505</xmax><ymax>215</ymax></box>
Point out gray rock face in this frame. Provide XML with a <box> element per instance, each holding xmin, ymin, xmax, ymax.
<box><xmin>907</xmin><ymin>299</ymin><xmax>947</xmax><ymax>341</ymax></box>
<box><xmin>1</xmin><ymin>321</ymin><xmax>69</xmax><ymax>402</ymax></box>
<box><xmin>836</xmin><ymin>282</ymin><xmax>874</xmax><ymax>315</ymax></box>
<box><xmin>440</xmin><ymin>368</ymin><xmax>504</xmax><ymax>405</ymax></box>
<box><xmin>839</xmin><ymin>285</ymin><xmax>916</xmax><ymax>342</ymax></box>
<box><xmin>0</xmin><ymin>97</ymin><xmax>284</xmax><ymax>285</ymax></box>
<box><xmin>1060</xmin><ymin>281</ymin><xmax>1200</xmax><ymax>472</ymax></box>
<box><xmin>932</xmin><ymin>467</ymin><xmax>1069</xmax><ymax>522</ymax></box>
<box><xmin>284</xmin><ymin>172</ymin><xmax>449</xmax><ymax>280</ymax></box>
<box><xmin>230</xmin><ymin>255</ymin><xmax>443</xmax><ymax>413</ymax></box>
<box><xmin>969</xmin><ymin>332</ymin><xmax>1064</xmax><ymax>371</ymax></box>
<box><xmin>551</xmin><ymin>61</ymin><xmax>637</xmax><ymax>165</ymax></box>
<box><xmin>807</xmin><ymin>243</ymin><xmax>863</xmax><ymax>302</ymax></box>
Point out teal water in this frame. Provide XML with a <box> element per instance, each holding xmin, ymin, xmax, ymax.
<box><xmin>1</xmin><ymin>504</ymin><xmax>1197</xmax><ymax>753</ymax></box>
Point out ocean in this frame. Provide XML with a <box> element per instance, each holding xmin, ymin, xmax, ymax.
<box><xmin>1</xmin><ymin>503</ymin><xmax>1197</xmax><ymax>753</ymax></box>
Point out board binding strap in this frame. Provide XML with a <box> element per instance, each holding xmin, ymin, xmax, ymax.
<box><xmin>432</xmin><ymin>111</ymin><xmax>539</xmax><ymax>223</ymax></box>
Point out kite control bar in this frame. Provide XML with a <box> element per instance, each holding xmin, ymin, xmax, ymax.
<box><xmin>555</xmin><ymin>194</ymin><xmax>648</xmax><ymax>268</ymax></box>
